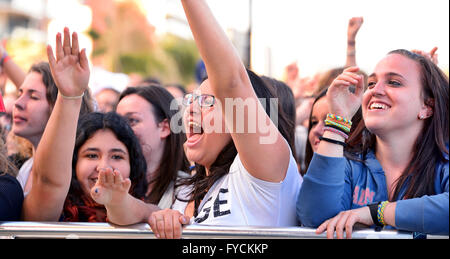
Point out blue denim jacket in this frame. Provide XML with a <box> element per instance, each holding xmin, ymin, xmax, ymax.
<box><xmin>297</xmin><ymin>149</ymin><xmax>449</xmax><ymax>235</ymax></box>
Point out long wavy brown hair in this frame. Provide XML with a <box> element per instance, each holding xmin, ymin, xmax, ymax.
<box><xmin>347</xmin><ymin>49</ymin><xmax>449</xmax><ymax>200</ymax></box>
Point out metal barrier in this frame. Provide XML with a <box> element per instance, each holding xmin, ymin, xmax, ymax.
<box><xmin>1</xmin><ymin>221</ymin><xmax>447</xmax><ymax>239</ymax></box>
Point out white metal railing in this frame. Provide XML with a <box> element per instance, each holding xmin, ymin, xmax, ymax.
<box><xmin>1</xmin><ymin>221</ymin><xmax>447</xmax><ymax>239</ymax></box>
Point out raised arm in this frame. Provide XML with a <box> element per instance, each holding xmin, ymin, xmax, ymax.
<box><xmin>181</xmin><ymin>0</ymin><xmax>290</xmax><ymax>182</ymax></box>
<box><xmin>0</xmin><ymin>44</ymin><xmax>26</xmax><ymax>89</ymax></box>
<box><xmin>316</xmin><ymin>66</ymin><xmax>365</xmax><ymax>158</ymax></box>
<box><xmin>22</xmin><ymin>28</ymin><xmax>90</xmax><ymax>221</ymax></box>
<box><xmin>345</xmin><ymin>17</ymin><xmax>363</xmax><ymax>68</ymax></box>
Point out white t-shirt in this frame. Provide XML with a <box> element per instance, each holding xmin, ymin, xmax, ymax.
<box><xmin>16</xmin><ymin>157</ymin><xmax>34</xmax><ymax>197</ymax></box>
<box><xmin>172</xmin><ymin>151</ymin><xmax>303</xmax><ymax>227</ymax></box>
<box><xmin>158</xmin><ymin>171</ymin><xmax>191</xmax><ymax>210</ymax></box>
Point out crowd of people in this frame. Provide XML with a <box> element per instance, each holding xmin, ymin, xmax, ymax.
<box><xmin>0</xmin><ymin>0</ymin><xmax>448</xmax><ymax>239</ymax></box>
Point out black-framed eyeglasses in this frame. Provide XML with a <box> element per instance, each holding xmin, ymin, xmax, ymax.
<box><xmin>182</xmin><ymin>94</ymin><xmax>215</xmax><ymax>107</ymax></box>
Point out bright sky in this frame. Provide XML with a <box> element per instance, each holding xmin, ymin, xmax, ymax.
<box><xmin>250</xmin><ymin>0</ymin><xmax>450</xmax><ymax>78</ymax></box>
<box><xmin>145</xmin><ymin>0</ymin><xmax>449</xmax><ymax>79</ymax></box>
<box><xmin>22</xmin><ymin>0</ymin><xmax>449</xmax><ymax>81</ymax></box>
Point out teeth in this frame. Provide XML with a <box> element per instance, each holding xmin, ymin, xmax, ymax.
<box><xmin>188</xmin><ymin>121</ymin><xmax>203</xmax><ymax>134</ymax></box>
<box><xmin>370</xmin><ymin>103</ymin><xmax>389</xmax><ymax>110</ymax></box>
<box><xmin>188</xmin><ymin>121</ymin><xmax>201</xmax><ymax>128</ymax></box>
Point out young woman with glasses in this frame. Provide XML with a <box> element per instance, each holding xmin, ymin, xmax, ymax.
<box><xmin>145</xmin><ymin>0</ymin><xmax>302</xmax><ymax>239</ymax></box>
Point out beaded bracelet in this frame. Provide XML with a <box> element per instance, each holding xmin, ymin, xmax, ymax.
<box><xmin>324</xmin><ymin>120</ymin><xmax>351</xmax><ymax>134</ymax></box>
<box><xmin>59</xmin><ymin>92</ymin><xmax>85</xmax><ymax>100</ymax></box>
<box><xmin>326</xmin><ymin>113</ymin><xmax>353</xmax><ymax>127</ymax></box>
<box><xmin>325</xmin><ymin>113</ymin><xmax>352</xmax><ymax>134</ymax></box>
<box><xmin>377</xmin><ymin>201</ymin><xmax>389</xmax><ymax>226</ymax></box>
<box><xmin>323</xmin><ymin>126</ymin><xmax>349</xmax><ymax>140</ymax></box>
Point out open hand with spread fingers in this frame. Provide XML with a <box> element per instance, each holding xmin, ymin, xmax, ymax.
<box><xmin>47</xmin><ymin>27</ymin><xmax>90</xmax><ymax>98</ymax></box>
<box><xmin>90</xmin><ymin>167</ymin><xmax>131</xmax><ymax>207</ymax></box>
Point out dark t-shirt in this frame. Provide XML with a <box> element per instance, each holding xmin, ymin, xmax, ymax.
<box><xmin>0</xmin><ymin>172</ymin><xmax>24</xmax><ymax>221</ymax></box>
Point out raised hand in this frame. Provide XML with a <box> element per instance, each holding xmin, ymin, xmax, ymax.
<box><xmin>90</xmin><ymin>168</ymin><xmax>131</xmax><ymax>206</ymax></box>
<box><xmin>326</xmin><ymin>66</ymin><xmax>364</xmax><ymax>120</ymax></box>
<box><xmin>412</xmin><ymin>47</ymin><xmax>439</xmax><ymax>65</ymax></box>
<box><xmin>47</xmin><ymin>27</ymin><xmax>90</xmax><ymax>98</ymax></box>
<box><xmin>347</xmin><ymin>17</ymin><xmax>364</xmax><ymax>40</ymax></box>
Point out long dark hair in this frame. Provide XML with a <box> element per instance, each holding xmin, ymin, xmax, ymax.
<box><xmin>351</xmin><ymin>49</ymin><xmax>449</xmax><ymax>200</ymax></box>
<box><xmin>181</xmin><ymin>69</ymin><xmax>293</xmax><ymax>216</ymax></box>
<box><xmin>119</xmin><ymin>86</ymin><xmax>190</xmax><ymax>204</ymax></box>
<box><xmin>64</xmin><ymin>112</ymin><xmax>147</xmax><ymax>222</ymax></box>
<box><xmin>261</xmin><ymin>76</ymin><xmax>297</xmax><ymax>160</ymax></box>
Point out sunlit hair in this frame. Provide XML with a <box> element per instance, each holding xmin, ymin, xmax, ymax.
<box><xmin>0</xmin><ymin>130</ymin><xmax>16</xmax><ymax>176</ymax></box>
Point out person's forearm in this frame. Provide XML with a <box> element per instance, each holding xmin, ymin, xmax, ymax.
<box><xmin>33</xmin><ymin>94</ymin><xmax>82</xmax><ymax>188</ymax></box>
<box><xmin>105</xmin><ymin>195</ymin><xmax>160</xmax><ymax>226</ymax></box>
<box><xmin>298</xmin><ymin>152</ymin><xmax>351</xmax><ymax>227</ymax></box>
<box><xmin>345</xmin><ymin>40</ymin><xmax>357</xmax><ymax>67</ymax></box>
<box><xmin>23</xmin><ymin>95</ymin><xmax>82</xmax><ymax>221</ymax></box>
<box><xmin>383</xmin><ymin>202</ymin><xmax>396</xmax><ymax>227</ymax></box>
<box><xmin>2</xmin><ymin>57</ymin><xmax>26</xmax><ymax>88</ymax></box>
<box><xmin>394</xmin><ymin>193</ymin><xmax>449</xmax><ymax>235</ymax></box>
<box><xmin>181</xmin><ymin>0</ymin><xmax>247</xmax><ymax>96</ymax></box>
<box><xmin>316</xmin><ymin>131</ymin><xmax>345</xmax><ymax>158</ymax></box>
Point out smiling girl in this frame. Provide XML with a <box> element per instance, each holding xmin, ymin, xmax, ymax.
<box><xmin>297</xmin><ymin>50</ymin><xmax>449</xmax><ymax>238</ymax></box>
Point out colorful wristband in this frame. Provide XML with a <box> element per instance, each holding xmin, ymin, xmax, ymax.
<box><xmin>368</xmin><ymin>202</ymin><xmax>384</xmax><ymax>227</ymax></box>
<box><xmin>377</xmin><ymin>201</ymin><xmax>389</xmax><ymax>226</ymax></box>
<box><xmin>326</xmin><ymin>113</ymin><xmax>353</xmax><ymax>126</ymax></box>
<box><xmin>324</xmin><ymin>120</ymin><xmax>351</xmax><ymax>134</ymax></box>
<box><xmin>323</xmin><ymin>126</ymin><xmax>349</xmax><ymax>139</ymax></box>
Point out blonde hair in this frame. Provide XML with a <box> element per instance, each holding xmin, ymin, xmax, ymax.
<box><xmin>0</xmin><ymin>129</ymin><xmax>17</xmax><ymax>176</ymax></box>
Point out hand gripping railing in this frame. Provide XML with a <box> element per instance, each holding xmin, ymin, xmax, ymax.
<box><xmin>0</xmin><ymin>221</ymin><xmax>447</xmax><ymax>239</ymax></box>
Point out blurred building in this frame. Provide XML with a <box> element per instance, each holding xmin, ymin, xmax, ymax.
<box><xmin>142</xmin><ymin>0</ymin><xmax>252</xmax><ymax>68</ymax></box>
<box><xmin>0</xmin><ymin>0</ymin><xmax>48</xmax><ymax>41</ymax></box>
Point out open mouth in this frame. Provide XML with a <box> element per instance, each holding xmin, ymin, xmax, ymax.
<box><xmin>186</xmin><ymin>121</ymin><xmax>204</xmax><ymax>148</ymax></box>
<box><xmin>188</xmin><ymin>121</ymin><xmax>204</xmax><ymax>135</ymax></box>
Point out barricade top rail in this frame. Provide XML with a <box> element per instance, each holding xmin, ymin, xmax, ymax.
<box><xmin>1</xmin><ymin>221</ymin><xmax>447</xmax><ymax>239</ymax></box>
